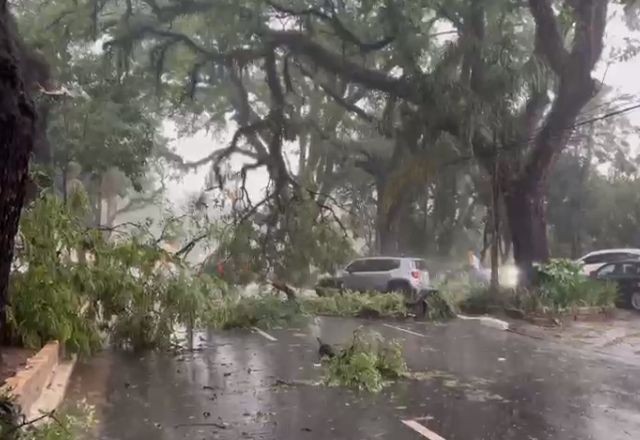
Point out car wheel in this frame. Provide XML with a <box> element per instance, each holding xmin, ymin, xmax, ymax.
<box><xmin>631</xmin><ymin>292</ymin><xmax>640</xmax><ymax>312</ymax></box>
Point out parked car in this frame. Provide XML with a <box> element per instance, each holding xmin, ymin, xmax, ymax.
<box><xmin>339</xmin><ymin>257</ymin><xmax>431</xmax><ymax>297</ymax></box>
<box><xmin>590</xmin><ymin>259</ymin><xmax>640</xmax><ymax>311</ymax></box>
<box><xmin>576</xmin><ymin>248</ymin><xmax>640</xmax><ymax>275</ymax></box>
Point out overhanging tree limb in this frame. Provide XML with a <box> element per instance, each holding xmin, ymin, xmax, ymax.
<box><xmin>227</xmin><ymin>66</ymin><xmax>270</xmax><ymax>158</ymax></box>
<box><xmin>106</xmin><ymin>26</ymin><xmax>267</xmax><ymax>67</ymax></box>
<box><xmin>295</xmin><ymin>62</ymin><xmax>377</xmax><ymax>124</ymax></box>
<box><xmin>263</xmin><ymin>47</ymin><xmax>293</xmax><ymax>205</ymax></box>
<box><xmin>523</xmin><ymin>0</ymin><xmax>608</xmax><ymax>184</ymax></box>
<box><xmin>528</xmin><ymin>0</ymin><xmax>569</xmax><ymax>74</ymax></box>
<box><xmin>262</xmin><ymin>30</ymin><xmax>418</xmax><ymax>101</ymax></box>
<box><xmin>264</xmin><ymin>0</ymin><xmax>396</xmax><ymax>53</ymax></box>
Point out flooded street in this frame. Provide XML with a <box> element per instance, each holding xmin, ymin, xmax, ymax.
<box><xmin>66</xmin><ymin>317</ymin><xmax>640</xmax><ymax>440</ymax></box>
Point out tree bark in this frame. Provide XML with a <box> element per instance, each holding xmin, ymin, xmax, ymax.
<box><xmin>490</xmin><ymin>167</ymin><xmax>500</xmax><ymax>290</ymax></box>
<box><xmin>375</xmin><ymin>181</ymin><xmax>396</xmax><ymax>255</ymax></box>
<box><xmin>433</xmin><ymin>171</ymin><xmax>457</xmax><ymax>257</ymax></box>
<box><xmin>504</xmin><ymin>181</ymin><xmax>549</xmax><ymax>282</ymax></box>
<box><xmin>0</xmin><ymin>1</ymin><xmax>36</xmax><ymax>343</ymax></box>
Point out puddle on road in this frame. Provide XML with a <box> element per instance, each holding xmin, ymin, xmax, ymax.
<box><xmin>404</xmin><ymin>369</ymin><xmax>507</xmax><ymax>402</ymax></box>
<box><xmin>262</xmin><ymin>358</ymin><xmax>508</xmax><ymax>404</ymax></box>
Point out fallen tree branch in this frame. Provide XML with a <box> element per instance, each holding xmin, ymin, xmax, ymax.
<box><xmin>2</xmin><ymin>409</ymin><xmax>68</xmax><ymax>436</ymax></box>
<box><xmin>270</xmin><ymin>280</ymin><xmax>297</xmax><ymax>302</ymax></box>
<box><xmin>174</xmin><ymin>232</ymin><xmax>210</xmax><ymax>258</ymax></box>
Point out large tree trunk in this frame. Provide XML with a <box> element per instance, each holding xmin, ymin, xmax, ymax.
<box><xmin>504</xmin><ymin>181</ymin><xmax>549</xmax><ymax>283</ymax></box>
<box><xmin>375</xmin><ymin>194</ymin><xmax>396</xmax><ymax>255</ymax></box>
<box><xmin>492</xmin><ymin>0</ymin><xmax>607</xmax><ymax>285</ymax></box>
<box><xmin>0</xmin><ymin>1</ymin><xmax>36</xmax><ymax>344</ymax></box>
<box><xmin>375</xmin><ymin>177</ymin><xmax>408</xmax><ymax>256</ymax></box>
<box><xmin>432</xmin><ymin>172</ymin><xmax>457</xmax><ymax>257</ymax></box>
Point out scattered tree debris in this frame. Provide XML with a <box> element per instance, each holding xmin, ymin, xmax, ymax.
<box><xmin>174</xmin><ymin>422</ymin><xmax>228</xmax><ymax>429</ymax></box>
<box><xmin>323</xmin><ymin>328</ymin><xmax>407</xmax><ymax>393</ymax></box>
<box><xmin>209</xmin><ymin>290</ymin><xmax>451</xmax><ymax>332</ymax></box>
<box><xmin>303</xmin><ymin>292</ymin><xmax>407</xmax><ymax>319</ymax></box>
<box><xmin>270</xmin><ymin>280</ymin><xmax>297</xmax><ymax>302</ymax></box>
<box><xmin>316</xmin><ymin>337</ymin><xmax>336</xmax><ymax>359</ymax></box>
<box><xmin>1</xmin><ymin>396</ymin><xmax>95</xmax><ymax>439</ymax></box>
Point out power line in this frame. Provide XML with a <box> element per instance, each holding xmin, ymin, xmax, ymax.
<box><xmin>440</xmin><ymin>100</ymin><xmax>640</xmax><ymax>170</ymax></box>
<box><xmin>573</xmin><ymin>93</ymin><xmax>637</xmax><ymax>121</ymax></box>
<box><xmin>574</xmin><ymin>102</ymin><xmax>640</xmax><ymax>128</ymax></box>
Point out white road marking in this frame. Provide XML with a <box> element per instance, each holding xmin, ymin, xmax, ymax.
<box><xmin>382</xmin><ymin>323</ymin><xmax>426</xmax><ymax>337</ymax></box>
<box><xmin>251</xmin><ymin>327</ymin><xmax>277</xmax><ymax>341</ymax></box>
<box><xmin>401</xmin><ymin>420</ymin><xmax>446</xmax><ymax>440</ymax></box>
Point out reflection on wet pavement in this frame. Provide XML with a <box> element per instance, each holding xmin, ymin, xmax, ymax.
<box><xmin>66</xmin><ymin>318</ymin><xmax>640</xmax><ymax>440</ymax></box>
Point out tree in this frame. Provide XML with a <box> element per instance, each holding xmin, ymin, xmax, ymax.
<box><xmin>52</xmin><ymin>0</ymin><xmax>615</xmax><ymax>284</ymax></box>
<box><xmin>499</xmin><ymin>0</ymin><xmax>607</xmax><ymax>279</ymax></box>
<box><xmin>13</xmin><ymin>0</ymin><xmax>170</xmax><ymax>234</ymax></box>
<box><xmin>548</xmin><ymin>143</ymin><xmax>640</xmax><ymax>256</ymax></box>
<box><xmin>0</xmin><ymin>0</ymin><xmax>39</xmax><ymax>341</ymax></box>
<box><xmin>547</xmin><ymin>88</ymin><xmax>639</xmax><ymax>258</ymax></box>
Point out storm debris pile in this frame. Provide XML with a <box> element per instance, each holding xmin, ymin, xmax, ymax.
<box><xmin>208</xmin><ymin>292</ymin><xmax>412</xmax><ymax>330</ymax></box>
<box><xmin>208</xmin><ymin>296</ymin><xmax>305</xmax><ymax>330</ymax></box>
<box><xmin>323</xmin><ymin>328</ymin><xmax>407</xmax><ymax>393</ymax></box>
<box><xmin>303</xmin><ymin>292</ymin><xmax>408</xmax><ymax>319</ymax></box>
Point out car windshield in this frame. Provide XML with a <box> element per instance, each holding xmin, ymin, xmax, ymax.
<box><xmin>597</xmin><ymin>264</ymin><xmax>618</xmax><ymax>276</ymax></box>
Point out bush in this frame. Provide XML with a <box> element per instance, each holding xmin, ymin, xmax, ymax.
<box><xmin>455</xmin><ymin>259</ymin><xmax>618</xmax><ymax>316</ymax></box>
<box><xmin>537</xmin><ymin>259</ymin><xmax>617</xmax><ymax>310</ymax></box>
<box><xmin>324</xmin><ymin>328</ymin><xmax>406</xmax><ymax>392</ymax></box>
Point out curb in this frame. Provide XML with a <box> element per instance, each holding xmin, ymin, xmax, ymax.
<box><xmin>1</xmin><ymin>341</ymin><xmax>76</xmax><ymax>419</ymax></box>
<box><xmin>457</xmin><ymin>314</ymin><xmax>510</xmax><ymax>331</ymax></box>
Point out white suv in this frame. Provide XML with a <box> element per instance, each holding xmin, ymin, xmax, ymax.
<box><xmin>340</xmin><ymin>257</ymin><xmax>430</xmax><ymax>295</ymax></box>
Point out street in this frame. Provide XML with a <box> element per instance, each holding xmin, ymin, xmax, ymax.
<box><xmin>66</xmin><ymin>317</ymin><xmax>640</xmax><ymax>440</ymax></box>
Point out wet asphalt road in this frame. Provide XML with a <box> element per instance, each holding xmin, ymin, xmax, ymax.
<box><xmin>66</xmin><ymin>317</ymin><xmax>640</xmax><ymax>440</ymax></box>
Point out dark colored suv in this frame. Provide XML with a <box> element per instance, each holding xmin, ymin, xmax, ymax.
<box><xmin>590</xmin><ymin>260</ymin><xmax>640</xmax><ymax>311</ymax></box>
